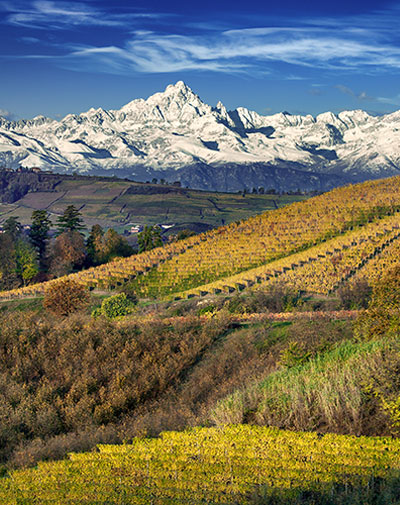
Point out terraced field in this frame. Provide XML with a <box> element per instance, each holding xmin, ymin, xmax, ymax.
<box><xmin>178</xmin><ymin>211</ymin><xmax>400</xmax><ymax>298</ymax></box>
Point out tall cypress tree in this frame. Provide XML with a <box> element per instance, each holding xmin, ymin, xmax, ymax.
<box><xmin>56</xmin><ymin>205</ymin><xmax>85</xmax><ymax>234</ymax></box>
<box><xmin>86</xmin><ymin>224</ymin><xmax>104</xmax><ymax>266</ymax></box>
<box><xmin>29</xmin><ymin>210</ymin><xmax>51</xmax><ymax>270</ymax></box>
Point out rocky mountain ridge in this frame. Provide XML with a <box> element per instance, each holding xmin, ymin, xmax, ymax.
<box><xmin>1</xmin><ymin>81</ymin><xmax>399</xmax><ymax>191</ymax></box>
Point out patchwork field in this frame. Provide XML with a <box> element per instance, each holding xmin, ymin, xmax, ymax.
<box><xmin>0</xmin><ymin>174</ymin><xmax>307</xmax><ymax>233</ymax></box>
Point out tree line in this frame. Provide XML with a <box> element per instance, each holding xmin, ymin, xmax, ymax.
<box><xmin>0</xmin><ymin>206</ymin><xmax>196</xmax><ymax>290</ymax></box>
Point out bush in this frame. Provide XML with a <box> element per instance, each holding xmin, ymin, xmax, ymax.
<box><xmin>43</xmin><ymin>278</ymin><xmax>90</xmax><ymax>316</ymax></box>
<box><xmin>337</xmin><ymin>278</ymin><xmax>372</xmax><ymax>309</ymax></box>
<box><xmin>116</xmin><ymin>285</ymin><xmax>138</xmax><ymax>305</ymax></box>
<box><xmin>94</xmin><ymin>293</ymin><xmax>135</xmax><ymax>319</ymax></box>
<box><xmin>225</xmin><ymin>283</ymin><xmax>304</xmax><ymax>314</ymax></box>
<box><xmin>354</xmin><ymin>266</ymin><xmax>400</xmax><ymax>341</ymax></box>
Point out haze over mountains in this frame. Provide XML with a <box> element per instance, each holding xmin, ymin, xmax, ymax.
<box><xmin>1</xmin><ymin>81</ymin><xmax>400</xmax><ymax>192</ymax></box>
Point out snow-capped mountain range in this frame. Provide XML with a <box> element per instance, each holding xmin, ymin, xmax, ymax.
<box><xmin>1</xmin><ymin>81</ymin><xmax>400</xmax><ymax>192</ymax></box>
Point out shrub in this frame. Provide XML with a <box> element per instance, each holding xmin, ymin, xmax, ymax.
<box><xmin>337</xmin><ymin>278</ymin><xmax>372</xmax><ymax>309</ymax></box>
<box><xmin>43</xmin><ymin>278</ymin><xmax>90</xmax><ymax>316</ymax></box>
<box><xmin>354</xmin><ymin>266</ymin><xmax>400</xmax><ymax>341</ymax></box>
<box><xmin>225</xmin><ymin>283</ymin><xmax>304</xmax><ymax>314</ymax></box>
<box><xmin>116</xmin><ymin>285</ymin><xmax>138</xmax><ymax>305</ymax></box>
<box><xmin>95</xmin><ymin>293</ymin><xmax>135</xmax><ymax>319</ymax></box>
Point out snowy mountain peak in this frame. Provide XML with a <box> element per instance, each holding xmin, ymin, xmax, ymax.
<box><xmin>2</xmin><ymin>81</ymin><xmax>400</xmax><ymax>192</ymax></box>
<box><xmin>165</xmin><ymin>80</ymin><xmax>192</xmax><ymax>95</ymax></box>
<box><xmin>316</xmin><ymin>111</ymin><xmax>340</xmax><ymax>124</ymax></box>
<box><xmin>146</xmin><ymin>80</ymin><xmax>198</xmax><ymax>103</ymax></box>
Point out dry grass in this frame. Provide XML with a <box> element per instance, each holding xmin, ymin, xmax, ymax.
<box><xmin>211</xmin><ymin>338</ymin><xmax>400</xmax><ymax>437</ymax></box>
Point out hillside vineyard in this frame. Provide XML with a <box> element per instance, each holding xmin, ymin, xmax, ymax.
<box><xmin>2</xmin><ymin>176</ymin><xmax>400</xmax><ymax>301</ymax></box>
<box><xmin>2</xmin><ymin>176</ymin><xmax>400</xmax><ymax>504</ymax></box>
<box><xmin>178</xmin><ymin>212</ymin><xmax>400</xmax><ymax>298</ymax></box>
<box><xmin>1</xmin><ymin>426</ymin><xmax>400</xmax><ymax>503</ymax></box>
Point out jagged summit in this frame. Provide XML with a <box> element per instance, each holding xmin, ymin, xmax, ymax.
<box><xmin>165</xmin><ymin>80</ymin><xmax>193</xmax><ymax>94</ymax></box>
<box><xmin>1</xmin><ymin>81</ymin><xmax>400</xmax><ymax>191</ymax></box>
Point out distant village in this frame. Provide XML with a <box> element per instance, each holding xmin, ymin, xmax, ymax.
<box><xmin>0</xmin><ymin>222</ymin><xmax>176</xmax><ymax>237</ymax></box>
<box><xmin>0</xmin><ymin>166</ymin><xmax>52</xmax><ymax>174</ymax></box>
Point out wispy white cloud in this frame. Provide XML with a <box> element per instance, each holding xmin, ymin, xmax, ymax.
<box><xmin>66</xmin><ymin>39</ymin><xmax>248</xmax><ymax>73</ymax></box>
<box><xmin>3</xmin><ymin>2</ymin><xmax>400</xmax><ymax>76</ymax></box>
<box><xmin>0</xmin><ymin>1</ymin><xmax>166</xmax><ymax>29</ymax></box>
<box><xmin>377</xmin><ymin>94</ymin><xmax>400</xmax><ymax>106</ymax></box>
<box><xmin>58</xmin><ymin>27</ymin><xmax>400</xmax><ymax>74</ymax></box>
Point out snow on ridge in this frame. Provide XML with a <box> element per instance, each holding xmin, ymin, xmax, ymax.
<box><xmin>1</xmin><ymin>81</ymin><xmax>400</xmax><ymax>183</ymax></box>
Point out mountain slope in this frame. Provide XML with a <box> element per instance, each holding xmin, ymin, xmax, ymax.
<box><xmin>1</xmin><ymin>81</ymin><xmax>400</xmax><ymax>191</ymax></box>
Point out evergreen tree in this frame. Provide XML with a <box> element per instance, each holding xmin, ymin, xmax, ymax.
<box><xmin>29</xmin><ymin>210</ymin><xmax>51</xmax><ymax>270</ymax></box>
<box><xmin>3</xmin><ymin>217</ymin><xmax>22</xmax><ymax>240</ymax></box>
<box><xmin>56</xmin><ymin>205</ymin><xmax>85</xmax><ymax>234</ymax></box>
<box><xmin>138</xmin><ymin>225</ymin><xmax>163</xmax><ymax>253</ymax></box>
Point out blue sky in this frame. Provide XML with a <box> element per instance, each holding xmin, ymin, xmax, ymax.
<box><xmin>2</xmin><ymin>0</ymin><xmax>400</xmax><ymax>119</ymax></box>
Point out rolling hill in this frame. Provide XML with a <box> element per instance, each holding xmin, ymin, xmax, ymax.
<box><xmin>0</xmin><ymin>171</ymin><xmax>307</xmax><ymax>233</ymax></box>
<box><xmin>2</xmin><ymin>176</ymin><xmax>400</xmax><ymax>504</ymax></box>
<box><xmin>2</xmin><ymin>174</ymin><xmax>400</xmax><ymax>300</ymax></box>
